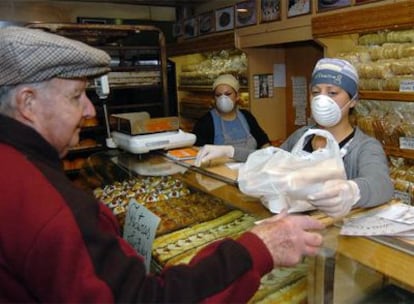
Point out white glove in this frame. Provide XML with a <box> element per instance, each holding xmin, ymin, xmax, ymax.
<box><xmin>307</xmin><ymin>179</ymin><xmax>360</xmax><ymax>218</ymax></box>
<box><xmin>194</xmin><ymin>144</ymin><xmax>235</xmax><ymax>167</ymax></box>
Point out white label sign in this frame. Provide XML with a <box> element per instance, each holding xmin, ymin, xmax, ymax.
<box><xmin>399</xmin><ymin>137</ymin><xmax>414</xmax><ymax>150</ymax></box>
<box><xmin>399</xmin><ymin>79</ymin><xmax>414</xmax><ymax>92</ymax></box>
<box><xmin>123</xmin><ymin>199</ymin><xmax>160</xmax><ymax>273</ymax></box>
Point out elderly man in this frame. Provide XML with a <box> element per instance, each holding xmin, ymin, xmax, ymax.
<box><xmin>0</xmin><ymin>26</ymin><xmax>324</xmax><ymax>302</ymax></box>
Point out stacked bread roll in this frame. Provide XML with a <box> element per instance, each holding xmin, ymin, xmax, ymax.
<box><xmin>336</xmin><ymin>29</ymin><xmax>414</xmax><ymax>91</ymax></box>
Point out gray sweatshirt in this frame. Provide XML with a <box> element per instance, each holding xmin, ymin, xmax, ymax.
<box><xmin>280</xmin><ymin>126</ymin><xmax>394</xmax><ymax>208</ymax></box>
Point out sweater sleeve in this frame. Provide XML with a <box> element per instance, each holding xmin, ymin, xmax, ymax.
<box><xmin>346</xmin><ymin>130</ymin><xmax>394</xmax><ymax>208</ymax></box>
<box><xmin>192</xmin><ymin>112</ymin><xmax>214</xmax><ymax>146</ymax></box>
<box><xmin>25</xmin><ymin>200</ymin><xmax>272</xmax><ymax>303</ymax></box>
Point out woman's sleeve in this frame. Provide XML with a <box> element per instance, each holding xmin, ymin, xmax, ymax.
<box><xmin>348</xmin><ymin>136</ymin><xmax>394</xmax><ymax>208</ymax></box>
<box><xmin>192</xmin><ymin>113</ymin><xmax>214</xmax><ymax>146</ymax></box>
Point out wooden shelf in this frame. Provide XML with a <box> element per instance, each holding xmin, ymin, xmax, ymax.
<box><xmin>68</xmin><ymin>145</ymin><xmax>105</xmax><ymax>155</ymax></box>
<box><xmin>178</xmin><ymin>85</ymin><xmax>248</xmax><ymax>92</ymax></box>
<box><xmin>384</xmin><ymin>146</ymin><xmax>414</xmax><ymax>160</ymax></box>
<box><xmin>167</xmin><ymin>32</ymin><xmax>235</xmax><ymax>57</ymax></box>
<box><xmin>312</xmin><ymin>2</ymin><xmax>414</xmax><ymax>38</ymax></box>
<box><xmin>359</xmin><ymin>91</ymin><xmax>414</xmax><ymax>102</ymax></box>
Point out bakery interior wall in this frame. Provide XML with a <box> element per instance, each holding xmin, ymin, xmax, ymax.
<box><xmin>0</xmin><ymin>0</ymin><xmax>400</xmax><ymax>142</ymax></box>
<box><xmin>0</xmin><ymin>1</ymin><xmax>175</xmax><ymax>25</ymax></box>
<box><xmin>234</xmin><ymin>0</ymin><xmax>398</xmax><ymax>140</ymax></box>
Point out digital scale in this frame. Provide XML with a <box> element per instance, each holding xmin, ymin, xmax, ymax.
<box><xmin>111</xmin><ymin>129</ymin><xmax>196</xmax><ymax>154</ymax></box>
<box><xmin>94</xmin><ymin>75</ymin><xmax>196</xmax><ymax>155</ymax></box>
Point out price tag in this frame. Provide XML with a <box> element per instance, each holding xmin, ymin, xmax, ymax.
<box><xmin>399</xmin><ymin>137</ymin><xmax>414</xmax><ymax>150</ymax></box>
<box><xmin>399</xmin><ymin>79</ymin><xmax>414</xmax><ymax>92</ymax></box>
<box><xmin>393</xmin><ymin>190</ymin><xmax>411</xmax><ymax>205</ymax></box>
<box><xmin>123</xmin><ymin>199</ymin><xmax>160</xmax><ymax>273</ymax></box>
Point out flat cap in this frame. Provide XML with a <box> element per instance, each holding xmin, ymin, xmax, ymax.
<box><xmin>0</xmin><ymin>26</ymin><xmax>111</xmax><ymax>86</ymax></box>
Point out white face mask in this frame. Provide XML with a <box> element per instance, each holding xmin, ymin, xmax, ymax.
<box><xmin>311</xmin><ymin>95</ymin><xmax>352</xmax><ymax>127</ymax></box>
<box><xmin>216</xmin><ymin>95</ymin><xmax>235</xmax><ymax>113</ymax></box>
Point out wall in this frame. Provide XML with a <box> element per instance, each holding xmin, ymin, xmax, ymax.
<box><xmin>0</xmin><ymin>0</ymin><xmax>175</xmax><ymax>23</ymax></box>
<box><xmin>244</xmin><ymin>47</ymin><xmax>287</xmax><ymax>141</ymax></box>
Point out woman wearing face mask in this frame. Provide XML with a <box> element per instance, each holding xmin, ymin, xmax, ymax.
<box><xmin>193</xmin><ymin>74</ymin><xmax>270</xmax><ymax>165</ymax></box>
<box><xmin>280</xmin><ymin>58</ymin><xmax>393</xmax><ymax>218</ymax></box>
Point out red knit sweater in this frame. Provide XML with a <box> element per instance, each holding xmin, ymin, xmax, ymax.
<box><xmin>0</xmin><ymin>114</ymin><xmax>273</xmax><ymax>302</ymax></box>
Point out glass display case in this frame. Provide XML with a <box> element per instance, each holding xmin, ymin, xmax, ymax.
<box><xmin>79</xmin><ymin>150</ymin><xmax>414</xmax><ymax>303</ymax></box>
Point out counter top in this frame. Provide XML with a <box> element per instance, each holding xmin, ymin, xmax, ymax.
<box><xmin>83</xmin><ymin>150</ymin><xmax>414</xmax><ymax>300</ymax></box>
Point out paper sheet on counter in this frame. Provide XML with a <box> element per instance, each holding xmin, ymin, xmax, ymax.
<box><xmin>340</xmin><ymin>202</ymin><xmax>414</xmax><ymax>237</ymax></box>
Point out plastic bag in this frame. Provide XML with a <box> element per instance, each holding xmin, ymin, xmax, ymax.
<box><xmin>237</xmin><ymin>129</ymin><xmax>347</xmax><ymax>213</ymax></box>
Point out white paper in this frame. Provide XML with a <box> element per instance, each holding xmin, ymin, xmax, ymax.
<box><xmin>376</xmin><ymin>203</ymin><xmax>414</xmax><ymax>225</ymax></box>
<box><xmin>123</xmin><ymin>199</ymin><xmax>161</xmax><ymax>273</ymax></box>
<box><xmin>291</xmin><ymin>76</ymin><xmax>307</xmax><ymax>126</ymax></box>
<box><xmin>273</xmin><ymin>64</ymin><xmax>286</xmax><ymax>87</ymax></box>
<box><xmin>340</xmin><ymin>203</ymin><xmax>414</xmax><ymax>236</ymax></box>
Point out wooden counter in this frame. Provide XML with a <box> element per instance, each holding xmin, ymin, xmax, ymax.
<box><xmin>308</xmin><ymin>205</ymin><xmax>414</xmax><ymax>303</ymax></box>
<box><xmin>174</xmin><ymin>157</ymin><xmax>272</xmax><ymax>219</ymax></box>
<box><xmin>87</xmin><ymin>150</ymin><xmax>413</xmax><ymax>301</ymax></box>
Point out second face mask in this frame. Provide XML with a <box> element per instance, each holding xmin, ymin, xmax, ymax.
<box><xmin>216</xmin><ymin>95</ymin><xmax>235</xmax><ymax>113</ymax></box>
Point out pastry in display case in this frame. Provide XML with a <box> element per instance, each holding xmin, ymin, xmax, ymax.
<box><xmin>81</xmin><ymin>150</ymin><xmax>312</xmax><ymax>303</ymax></box>
<box><xmin>83</xmin><ymin>150</ymin><xmax>257</xmax><ymax>240</ymax></box>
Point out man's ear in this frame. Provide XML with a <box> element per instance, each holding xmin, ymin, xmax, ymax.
<box><xmin>15</xmin><ymin>87</ymin><xmax>37</xmax><ymax>122</ymax></box>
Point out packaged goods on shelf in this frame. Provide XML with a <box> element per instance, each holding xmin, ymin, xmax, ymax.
<box><xmin>389</xmin><ymin>157</ymin><xmax>414</xmax><ymax>205</ymax></box>
<box><xmin>354</xmin><ymin>99</ymin><xmax>414</xmax><ymax>148</ymax></box>
<box><xmin>179</xmin><ymin>49</ymin><xmax>248</xmax><ymax>86</ymax></box>
<box><xmin>108</xmin><ymin>70</ymin><xmax>161</xmax><ymax>86</ymax></box>
<box><xmin>336</xmin><ymin>29</ymin><xmax>414</xmax><ymax>91</ymax></box>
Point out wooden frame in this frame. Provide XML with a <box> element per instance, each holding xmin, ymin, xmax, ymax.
<box><xmin>183</xmin><ymin>17</ymin><xmax>198</xmax><ymax>39</ymax></box>
<box><xmin>260</xmin><ymin>0</ymin><xmax>281</xmax><ymax>23</ymax></box>
<box><xmin>198</xmin><ymin>11</ymin><xmax>215</xmax><ymax>35</ymax></box>
<box><xmin>235</xmin><ymin>0</ymin><xmax>257</xmax><ymax>28</ymax></box>
<box><xmin>215</xmin><ymin>6</ymin><xmax>234</xmax><ymax>32</ymax></box>
<box><xmin>173</xmin><ymin>21</ymin><xmax>183</xmax><ymax>38</ymax></box>
<box><xmin>317</xmin><ymin>0</ymin><xmax>351</xmax><ymax>12</ymax></box>
<box><xmin>355</xmin><ymin>0</ymin><xmax>383</xmax><ymax>4</ymax></box>
<box><xmin>287</xmin><ymin>0</ymin><xmax>311</xmax><ymax>18</ymax></box>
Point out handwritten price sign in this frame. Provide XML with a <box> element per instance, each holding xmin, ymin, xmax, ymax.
<box><xmin>123</xmin><ymin>199</ymin><xmax>160</xmax><ymax>273</ymax></box>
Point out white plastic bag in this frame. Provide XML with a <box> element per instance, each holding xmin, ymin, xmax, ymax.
<box><xmin>237</xmin><ymin>129</ymin><xmax>346</xmax><ymax>213</ymax></box>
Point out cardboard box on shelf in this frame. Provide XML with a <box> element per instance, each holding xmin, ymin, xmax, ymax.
<box><xmin>111</xmin><ymin>112</ymin><xmax>180</xmax><ymax>135</ymax></box>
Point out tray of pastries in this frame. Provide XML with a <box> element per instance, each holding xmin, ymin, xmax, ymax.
<box><xmin>93</xmin><ymin>175</ymin><xmax>233</xmax><ymax>235</ymax></box>
<box><xmin>152</xmin><ymin>209</ymin><xmax>257</xmax><ymax>267</ymax></box>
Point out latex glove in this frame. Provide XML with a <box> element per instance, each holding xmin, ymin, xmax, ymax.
<box><xmin>194</xmin><ymin>144</ymin><xmax>235</xmax><ymax>167</ymax></box>
<box><xmin>307</xmin><ymin>179</ymin><xmax>360</xmax><ymax>218</ymax></box>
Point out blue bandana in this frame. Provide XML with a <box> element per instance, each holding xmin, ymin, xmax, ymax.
<box><xmin>311</xmin><ymin>58</ymin><xmax>359</xmax><ymax>98</ymax></box>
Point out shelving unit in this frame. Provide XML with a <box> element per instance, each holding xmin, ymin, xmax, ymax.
<box><xmin>310</xmin><ymin>3</ymin><xmax>414</xmax><ymax>302</ymax></box>
<box><xmin>27</xmin><ymin>23</ymin><xmax>169</xmax><ymax>179</ymax></box>
<box><xmin>169</xmin><ymin>46</ymin><xmax>249</xmax><ymax>132</ymax></box>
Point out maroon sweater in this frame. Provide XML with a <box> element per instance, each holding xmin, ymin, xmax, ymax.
<box><xmin>0</xmin><ymin>114</ymin><xmax>273</xmax><ymax>303</ymax></box>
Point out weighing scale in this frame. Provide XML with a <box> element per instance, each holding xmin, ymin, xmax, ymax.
<box><xmin>95</xmin><ymin>75</ymin><xmax>196</xmax><ymax>154</ymax></box>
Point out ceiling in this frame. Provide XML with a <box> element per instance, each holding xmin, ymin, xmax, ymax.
<box><xmin>52</xmin><ymin>0</ymin><xmax>211</xmax><ymax>7</ymax></box>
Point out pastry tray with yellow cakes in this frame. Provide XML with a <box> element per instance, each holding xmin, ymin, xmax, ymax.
<box><xmin>93</xmin><ymin>174</ymin><xmax>258</xmax><ymax>270</ymax></box>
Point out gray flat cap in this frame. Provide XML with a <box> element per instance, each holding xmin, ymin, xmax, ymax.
<box><xmin>0</xmin><ymin>26</ymin><xmax>111</xmax><ymax>85</ymax></box>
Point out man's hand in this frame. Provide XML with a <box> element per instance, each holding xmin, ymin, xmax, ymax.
<box><xmin>194</xmin><ymin>144</ymin><xmax>235</xmax><ymax>167</ymax></box>
<box><xmin>307</xmin><ymin>179</ymin><xmax>360</xmax><ymax>218</ymax></box>
<box><xmin>250</xmin><ymin>213</ymin><xmax>324</xmax><ymax>267</ymax></box>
